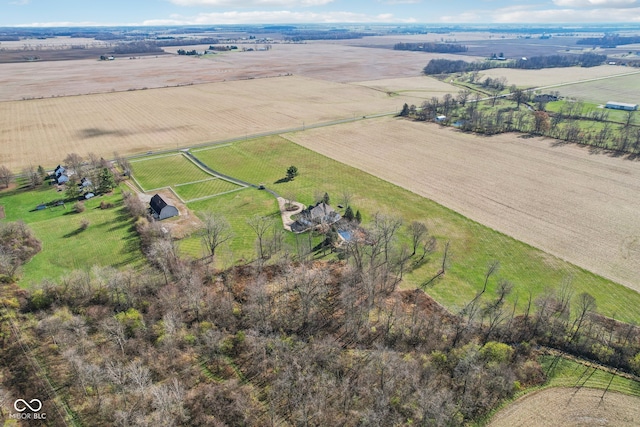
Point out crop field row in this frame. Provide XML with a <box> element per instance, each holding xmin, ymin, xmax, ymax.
<box><xmin>478</xmin><ymin>66</ymin><xmax>640</xmax><ymax>90</ymax></box>
<box><xmin>552</xmin><ymin>72</ymin><xmax>640</xmax><ymax>104</ymax></box>
<box><xmin>0</xmin><ymin>75</ymin><xmax>425</xmax><ymax>172</ymax></box>
<box><xmin>285</xmin><ymin>117</ymin><xmax>640</xmax><ymax>314</ymax></box>
<box><xmin>183</xmin><ymin>133</ymin><xmax>640</xmax><ymax>323</ymax></box>
<box><xmin>489</xmin><ymin>387</ymin><xmax>640</xmax><ymax>427</ymax></box>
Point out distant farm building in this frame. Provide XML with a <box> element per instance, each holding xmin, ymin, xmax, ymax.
<box><xmin>149</xmin><ymin>194</ymin><xmax>179</xmax><ymax>220</ymax></box>
<box><xmin>534</xmin><ymin>94</ymin><xmax>558</xmax><ymax>103</ymax></box>
<box><xmin>54</xmin><ymin>165</ymin><xmax>71</xmax><ymax>184</ymax></box>
<box><xmin>605</xmin><ymin>101</ymin><xmax>638</xmax><ymax>111</ymax></box>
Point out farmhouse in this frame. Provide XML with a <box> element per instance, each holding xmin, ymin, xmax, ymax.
<box><xmin>54</xmin><ymin>165</ymin><xmax>67</xmax><ymax>183</ymax></box>
<box><xmin>290</xmin><ymin>202</ymin><xmax>341</xmax><ymax>233</ymax></box>
<box><xmin>605</xmin><ymin>101</ymin><xmax>638</xmax><ymax>111</ymax></box>
<box><xmin>149</xmin><ymin>194</ymin><xmax>179</xmax><ymax>220</ymax></box>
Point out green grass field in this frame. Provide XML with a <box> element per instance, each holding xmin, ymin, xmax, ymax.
<box><xmin>0</xmin><ymin>185</ymin><xmax>143</xmax><ymax>286</ymax></box>
<box><xmin>542</xmin><ymin>356</ymin><xmax>640</xmax><ymax>396</ymax></box>
<box><xmin>189</xmin><ymin>135</ymin><xmax>640</xmax><ymax>323</ymax></box>
<box><xmin>545</xmin><ymin>100</ymin><xmax>638</xmax><ymax>124</ymax></box>
<box><xmin>174</xmin><ymin>178</ymin><xmax>244</xmax><ymax>202</ymax></box>
<box><xmin>180</xmin><ymin>188</ymin><xmax>283</xmax><ymax>264</ymax></box>
<box><xmin>130</xmin><ymin>154</ymin><xmax>212</xmax><ymax>190</ymax></box>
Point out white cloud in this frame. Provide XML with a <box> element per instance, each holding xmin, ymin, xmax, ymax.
<box><xmin>143</xmin><ymin>10</ymin><xmax>415</xmax><ymax>25</ymax></box>
<box><xmin>552</xmin><ymin>0</ymin><xmax>637</xmax><ymax>7</ymax></box>
<box><xmin>382</xmin><ymin>0</ymin><xmax>422</xmax><ymax>4</ymax></box>
<box><xmin>168</xmin><ymin>0</ymin><xmax>334</xmax><ymax>7</ymax></box>
<box><xmin>14</xmin><ymin>21</ymin><xmax>130</xmax><ymax>27</ymax></box>
<box><xmin>492</xmin><ymin>6</ymin><xmax>640</xmax><ymax>22</ymax></box>
<box><xmin>441</xmin><ymin>3</ymin><xmax>640</xmax><ymax>23</ymax></box>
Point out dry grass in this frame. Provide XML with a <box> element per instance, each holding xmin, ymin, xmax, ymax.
<box><xmin>489</xmin><ymin>388</ymin><xmax>640</xmax><ymax>427</ymax></box>
<box><xmin>0</xmin><ymin>75</ymin><xmax>422</xmax><ymax>172</ymax></box>
<box><xmin>287</xmin><ymin>116</ymin><xmax>640</xmax><ymax>292</ymax></box>
<box><xmin>479</xmin><ymin>65</ymin><xmax>640</xmax><ymax>88</ymax></box>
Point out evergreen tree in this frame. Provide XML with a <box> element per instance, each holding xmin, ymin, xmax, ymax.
<box><xmin>286</xmin><ymin>165</ymin><xmax>299</xmax><ymax>181</ymax></box>
<box><xmin>66</xmin><ymin>176</ymin><xmax>81</xmax><ymax>200</ymax></box>
<box><xmin>344</xmin><ymin>206</ymin><xmax>354</xmax><ymax>221</ymax></box>
<box><xmin>399</xmin><ymin>103</ymin><xmax>410</xmax><ymax>117</ymax></box>
<box><xmin>98</xmin><ymin>168</ymin><xmax>116</xmax><ymax>194</ymax></box>
<box><xmin>323</xmin><ymin>192</ymin><xmax>330</xmax><ymax>205</ymax></box>
<box><xmin>355</xmin><ymin>210</ymin><xmax>362</xmax><ymax>224</ymax></box>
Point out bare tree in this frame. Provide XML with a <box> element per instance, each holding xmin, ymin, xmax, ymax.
<box><xmin>340</xmin><ymin>189</ymin><xmax>353</xmax><ymax>208</ymax></box>
<box><xmin>114</xmin><ymin>151</ymin><xmax>132</xmax><ymax>177</ymax></box>
<box><xmin>0</xmin><ymin>165</ymin><xmax>12</xmax><ymax>188</ymax></box>
<box><xmin>122</xmin><ymin>191</ymin><xmax>147</xmax><ymax>218</ymax></box>
<box><xmin>457</xmin><ymin>89</ymin><xmax>471</xmax><ymax>107</ymax></box>
<box><xmin>200</xmin><ymin>212</ymin><xmax>233</xmax><ymax>262</ymax></box>
<box><xmin>64</xmin><ymin>152</ymin><xmax>84</xmax><ymax>177</ymax></box>
<box><xmin>22</xmin><ymin>164</ymin><xmax>42</xmax><ymax>188</ymax></box>
<box><xmin>511</xmin><ymin>88</ymin><xmax>527</xmax><ymax>108</ymax></box>
<box><xmin>408</xmin><ymin>221</ymin><xmax>428</xmax><ymax>256</ymax></box>
<box><xmin>569</xmin><ymin>292</ymin><xmax>596</xmax><ymax>343</ymax></box>
<box><xmin>247</xmin><ymin>215</ymin><xmax>275</xmax><ymax>260</ymax></box>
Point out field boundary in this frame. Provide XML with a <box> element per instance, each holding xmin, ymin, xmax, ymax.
<box><xmin>184</xmin><ymin>187</ymin><xmax>248</xmax><ymax>203</ymax></box>
<box><xmin>191</xmin><ymin>143</ymin><xmax>234</xmax><ymax>153</ymax></box>
<box><xmin>129</xmin><ymin>152</ymin><xmax>181</xmax><ymax>163</ymax></box>
<box><xmin>131</xmin><ymin>151</ymin><xmax>249</xmax><ymax>203</ymax></box>
<box><xmin>174</xmin><ymin>177</ymin><xmax>219</xmax><ymax>187</ymax></box>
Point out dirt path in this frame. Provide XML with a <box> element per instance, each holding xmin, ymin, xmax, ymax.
<box><xmin>276</xmin><ymin>197</ymin><xmax>305</xmax><ymax>232</ymax></box>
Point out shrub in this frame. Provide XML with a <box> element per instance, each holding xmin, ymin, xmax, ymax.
<box><xmin>100</xmin><ymin>201</ymin><xmax>114</xmax><ymax>209</ymax></box>
<box><xmin>74</xmin><ymin>202</ymin><xmax>85</xmax><ymax>213</ymax></box>
<box><xmin>80</xmin><ymin>219</ymin><xmax>90</xmax><ymax>230</ymax></box>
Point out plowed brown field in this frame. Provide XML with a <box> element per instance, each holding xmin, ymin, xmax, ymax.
<box><xmin>489</xmin><ymin>388</ymin><xmax>640</xmax><ymax>427</ymax></box>
<box><xmin>0</xmin><ymin>75</ymin><xmax>422</xmax><ymax>172</ymax></box>
<box><xmin>287</xmin><ymin>117</ymin><xmax>640</xmax><ymax>292</ymax></box>
<box><xmin>0</xmin><ymin>43</ymin><xmax>467</xmax><ymax>101</ymax></box>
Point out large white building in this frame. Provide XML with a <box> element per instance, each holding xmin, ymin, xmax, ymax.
<box><xmin>605</xmin><ymin>101</ymin><xmax>638</xmax><ymax>111</ymax></box>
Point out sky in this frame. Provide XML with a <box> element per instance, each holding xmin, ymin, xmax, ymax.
<box><xmin>3</xmin><ymin>0</ymin><xmax>640</xmax><ymax>27</ymax></box>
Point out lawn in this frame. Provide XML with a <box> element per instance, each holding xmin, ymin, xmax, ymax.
<box><xmin>130</xmin><ymin>154</ymin><xmax>212</xmax><ymax>191</ymax></box>
<box><xmin>545</xmin><ymin>100</ymin><xmax>639</xmax><ymax>124</ymax></box>
<box><xmin>174</xmin><ymin>178</ymin><xmax>244</xmax><ymax>202</ymax></box>
<box><xmin>542</xmin><ymin>356</ymin><xmax>640</xmax><ymax>397</ymax></box>
<box><xmin>180</xmin><ymin>188</ymin><xmax>281</xmax><ymax>264</ymax></box>
<box><xmin>0</xmin><ymin>184</ymin><xmax>144</xmax><ymax>286</ymax></box>
<box><xmin>189</xmin><ymin>135</ymin><xmax>640</xmax><ymax>323</ymax></box>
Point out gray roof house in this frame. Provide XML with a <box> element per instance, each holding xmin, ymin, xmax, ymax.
<box><xmin>149</xmin><ymin>194</ymin><xmax>179</xmax><ymax>220</ymax></box>
<box><xmin>291</xmin><ymin>202</ymin><xmax>341</xmax><ymax>233</ymax></box>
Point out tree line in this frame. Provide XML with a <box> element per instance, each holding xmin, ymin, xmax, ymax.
<box><xmin>423</xmin><ymin>52</ymin><xmax>607</xmax><ymax>75</ymax></box>
<box><xmin>399</xmin><ymin>88</ymin><xmax>640</xmax><ymax>154</ymax></box>
<box><xmin>577</xmin><ymin>34</ymin><xmax>640</xmax><ymax>47</ymax></box>
<box><xmin>394</xmin><ymin>42</ymin><xmax>468</xmax><ymax>53</ymax></box>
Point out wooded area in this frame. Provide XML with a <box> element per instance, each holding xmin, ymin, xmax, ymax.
<box><xmin>1</xmin><ymin>199</ymin><xmax>640</xmax><ymax>425</ymax></box>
